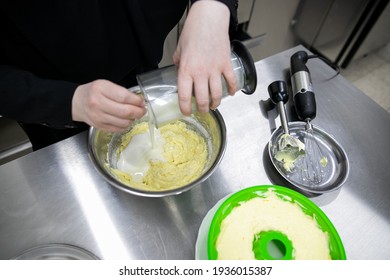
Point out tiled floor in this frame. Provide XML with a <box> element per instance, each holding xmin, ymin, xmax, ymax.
<box><xmin>341</xmin><ymin>43</ymin><xmax>390</xmax><ymax>113</ymax></box>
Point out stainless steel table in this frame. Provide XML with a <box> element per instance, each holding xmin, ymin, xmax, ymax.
<box><xmin>1</xmin><ymin>46</ymin><xmax>389</xmax><ymax>260</ymax></box>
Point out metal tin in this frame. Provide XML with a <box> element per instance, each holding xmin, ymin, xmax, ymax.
<box><xmin>12</xmin><ymin>244</ymin><xmax>99</xmax><ymax>260</ymax></box>
<box><xmin>269</xmin><ymin>122</ymin><xmax>349</xmax><ymax>194</ymax></box>
<box><xmin>88</xmin><ymin>110</ymin><xmax>227</xmax><ymax>197</ymax></box>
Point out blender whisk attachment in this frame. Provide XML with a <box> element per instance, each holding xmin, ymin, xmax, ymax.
<box><xmin>290</xmin><ymin>51</ymin><xmax>328</xmax><ymax>185</ymax></box>
<box><xmin>301</xmin><ymin>120</ymin><xmax>328</xmax><ymax>185</ymax></box>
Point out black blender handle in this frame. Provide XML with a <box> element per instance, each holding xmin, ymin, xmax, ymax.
<box><xmin>290</xmin><ymin>51</ymin><xmax>316</xmax><ymax>121</ymax></box>
<box><xmin>290</xmin><ymin>51</ymin><xmax>309</xmax><ymax>75</ymax></box>
<box><xmin>267</xmin><ymin>80</ymin><xmax>289</xmax><ymax>105</ymax></box>
<box><xmin>294</xmin><ymin>90</ymin><xmax>316</xmax><ymax>121</ymax></box>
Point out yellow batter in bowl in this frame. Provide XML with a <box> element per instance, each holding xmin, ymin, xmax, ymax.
<box><xmin>111</xmin><ymin>120</ymin><xmax>208</xmax><ymax>191</ymax></box>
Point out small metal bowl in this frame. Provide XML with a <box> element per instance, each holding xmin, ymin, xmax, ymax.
<box><xmin>269</xmin><ymin>122</ymin><xmax>349</xmax><ymax>194</ymax></box>
<box><xmin>88</xmin><ymin>110</ymin><xmax>227</xmax><ymax>197</ymax></box>
<box><xmin>12</xmin><ymin>244</ymin><xmax>99</xmax><ymax>260</ymax></box>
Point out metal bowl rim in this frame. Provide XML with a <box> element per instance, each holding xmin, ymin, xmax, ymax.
<box><xmin>87</xmin><ymin>109</ymin><xmax>227</xmax><ymax>197</ymax></box>
<box><xmin>268</xmin><ymin>121</ymin><xmax>350</xmax><ymax>194</ymax></box>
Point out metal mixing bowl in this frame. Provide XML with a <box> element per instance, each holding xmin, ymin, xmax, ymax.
<box><xmin>268</xmin><ymin>122</ymin><xmax>349</xmax><ymax>194</ymax></box>
<box><xmin>87</xmin><ymin>110</ymin><xmax>227</xmax><ymax>197</ymax></box>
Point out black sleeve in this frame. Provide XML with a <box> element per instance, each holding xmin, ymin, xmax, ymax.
<box><xmin>0</xmin><ymin>65</ymin><xmax>80</xmax><ymax>129</ymax></box>
<box><xmin>191</xmin><ymin>0</ymin><xmax>238</xmax><ymax>34</ymax></box>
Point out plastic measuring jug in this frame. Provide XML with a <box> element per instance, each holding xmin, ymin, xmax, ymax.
<box><xmin>136</xmin><ymin>40</ymin><xmax>257</xmax><ymax>128</ymax></box>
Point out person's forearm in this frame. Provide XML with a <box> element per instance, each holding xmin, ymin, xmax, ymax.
<box><xmin>191</xmin><ymin>0</ymin><xmax>238</xmax><ymax>34</ymax></box>
<box><xmin>174</xmin><ymin>0</ymin><xmax>237</xmax><ymax>115</ymax></box>
<box><xmin>0</xmin><ymin>66</ymin><xmax>79</xmax><ymax>128</ymax></box>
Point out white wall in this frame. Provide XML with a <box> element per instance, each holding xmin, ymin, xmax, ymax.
<box><xmin>246</xmin><ymin>0</ymin><xmax>301</xmax><ymax>61</ymax></box>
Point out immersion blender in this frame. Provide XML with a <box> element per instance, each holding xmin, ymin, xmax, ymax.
<box><xmin>290</xmin><ymin>51</ymin><xmax>327</xmax><ymax>185</ymax></box>
<box><xmin>268</xmin><ymin>80</ymin><xmax>305</xmax><ymax>173</ymax></box>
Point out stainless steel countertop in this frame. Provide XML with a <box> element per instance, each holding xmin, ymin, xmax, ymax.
<box><xmin>1</xmin><ymin>46</ymin><xmax>389</xmax><ymax>260</ymax></box>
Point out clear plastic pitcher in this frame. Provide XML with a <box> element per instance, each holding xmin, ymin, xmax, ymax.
<box><xmin>136</xmin><ymin>40</ymin><xmax>257</xmax><ymax>128</ymax></box>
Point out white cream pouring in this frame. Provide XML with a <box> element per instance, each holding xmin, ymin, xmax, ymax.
<box><xmin>116</xmin><ymin>128</ymin><xmax>165</xmax><ymax>182</ymax></box>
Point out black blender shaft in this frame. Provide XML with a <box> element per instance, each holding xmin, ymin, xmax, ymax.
<box><xmin>268</xmin><ymin>80</ymin><xmax>289</xmax><ymax>104</ymax></box>
<box><xmin>268</xmin><ymin>80</ymin><xmax>289</xmax><ymax>134</ymax></box>
<box><xmin>290</xmin><ymin>51</ymin><xmax>316</xmax><ymax>121</ymax></box>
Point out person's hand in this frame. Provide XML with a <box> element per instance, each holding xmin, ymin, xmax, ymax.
<box><xmin>173</xmin><ymin>0</ymin><xmax>237</xmax><ymax>115</ymax></box>
<box><xmin>72</xmin><ymin>79</ymin><xmax>146</xmax><ymax>132</ymax></box>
